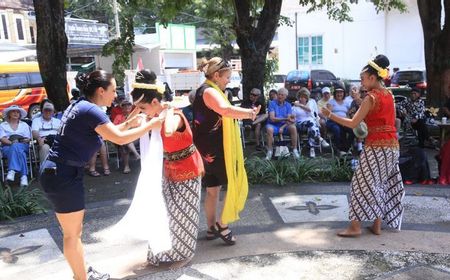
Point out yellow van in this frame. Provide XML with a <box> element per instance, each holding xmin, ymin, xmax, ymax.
<box><xmin>0</xmin><ymin>62</ymin><xmax>47</xmax><ymax>117</ymax></box>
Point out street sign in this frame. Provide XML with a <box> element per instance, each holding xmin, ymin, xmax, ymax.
<box><xmin>65</xmin><ymin>19</ymin><xmax>109</xmax><ymax>45</ymax></box>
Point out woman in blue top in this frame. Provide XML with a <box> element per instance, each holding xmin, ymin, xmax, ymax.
<box><xmin>39</xmin><ymin>70</ymin><xmax>165</xmax><ymax>280</ymax></box>
<box><xmin>326</xmin><ymin>87</ymin><xmax>353</xmax><ymax>155</ymax></box>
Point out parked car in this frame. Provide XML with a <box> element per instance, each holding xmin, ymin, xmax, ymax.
<box><xmin>284</xmin><ymin>69</ymin><xmax>345</xmax><ymax>101</ymax></box>
<box><xmin>390</xmin><ymin>69</ymin><xmax>427</xmax><ymax>95</ymax></box>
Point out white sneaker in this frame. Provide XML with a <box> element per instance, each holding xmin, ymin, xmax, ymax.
<box><xmin>265</xmin><ymin>150</ymin><xmax>273</xmax><ymax>160</ymax></box>
<box><xmin>309</xmin><ymin>148</ymin><xmax>316</xmax><ymax>158</ymax></box>
<box><xmin>20</xmin><ymin>175</ymin><xmax>28</xmax><ymax>187</ymax></box>
<box><xmin>320</xmin><ymin>138</ymin><xmax>330</xmax><ymax>148</ymax></box>
<box><xmin>292</xmin><ymin>149</ymin><xmax>300</xmax><ymax>159</ymax></box>
<box><xmin>6</xmin><ymin>170</ymin><xmax>15</xmax><ymax>181</ymax></box>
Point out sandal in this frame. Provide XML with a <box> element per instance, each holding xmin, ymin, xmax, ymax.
<box><xmin>206</xmin><ymin>230</ymin><xmax>218</xmax><ymax>240</ymax></box>
<box><xmin>88</xmin><ymin>170</ymin><xmax>101</xmax><ymax>177</ymax></box>
<box><xmin>210</xmin><ymin>222</ymin><xmax>236</xmax><ymax>245</ymax></box>
<box><xmin>123</xmin><ymin>167</ymin><xmax>131</xmax><ymax>174</ymax></box>
<box><xmin>103</xmin><ymin>168</ymin><xmax>111</xmax><ymax>176</ymax></box>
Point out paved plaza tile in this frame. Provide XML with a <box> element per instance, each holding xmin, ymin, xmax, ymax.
<box><xmin>270</xmin><ymin>195</ymin><xmax>349</xmax><ymax>223</ymax></box>
<box><xmin>0</xmin><ymin>229</ymin><xmax>64</xmax><ymax>279</ymax></box>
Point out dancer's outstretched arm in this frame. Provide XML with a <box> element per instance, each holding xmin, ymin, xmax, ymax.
<box><xmin>204</xmin><ymin>87</ymin><xmax>260</xmax><ymax>120</ymax></box>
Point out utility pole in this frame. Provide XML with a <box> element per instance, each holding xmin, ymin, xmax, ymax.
<box><xmin>113</xmin><ymin>0</ymin><xmax>120</xmax><ymax>38</ymax></box>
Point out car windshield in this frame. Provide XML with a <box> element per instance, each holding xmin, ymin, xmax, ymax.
<box><xmin>273</xmin><ymin>75</ymin><xmax>286</xmax><ymax>83</ymax></box>
<box><xmin>392</xmin><ymin>71</ymin><xmax>424</xmax><ymax>83</ymax></box>
<box><xmin>286</xmin><ymin>71</ymin><xmax>309</xmax><ymax>81</ymax></box>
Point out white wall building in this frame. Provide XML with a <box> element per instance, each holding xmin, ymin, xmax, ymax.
<box><xmin>277</xmin><ymin>0</ymin><xmax>425</xmax><ymax>80</ymax></box>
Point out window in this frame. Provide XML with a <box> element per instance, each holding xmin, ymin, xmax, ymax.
<box><xmin>298</xmin><ymin>35</ymin><xmax>323</xmax><ymax>66</ymax></box>
<box><xmin>298</xmin><ymin>37</ymin><xmax>309</xmax><ymax>65</ymax></box>
<box><xmin>28</xmin><ymin>73</ymin><xmax>43</xmax><ymax>87</ymax></box>
<box><xmin>4</xmin><ymin>73</ymin><xmax>28</xmax><ymax>89</ymax></box>
<box><xmin>0</xmin><ymin>14</ymin><xmax>9</xmax><ymax>40</ymax></box>
<box><xmin>15</xmin><ymin>17</ymin><xmax>25</xmax><ymax>41</ymax></box>
<box><xmin>30</xmin><ymin>26</ymin><xmax>35</xmax><ymax>43</ymax></box>
<box><xmin>0</xmin><ymin>75</ymin><xmax>8</xmax><ymax>90</ymax></box>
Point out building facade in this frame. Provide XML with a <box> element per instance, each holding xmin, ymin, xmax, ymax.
<box><xmin>277</xmin><ymin>0</ymin><xmax>425</xmax><ymax>80</ymax></box>
<box><xmin>0</xmin><ymin>0</ymin><xmax>36</xmax><ymax>45</ymax></box>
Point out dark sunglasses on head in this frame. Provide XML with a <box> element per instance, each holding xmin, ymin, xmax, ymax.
<box><xmin>218</xmin><ymin>59</ymin><xmax>231</xmax><ymax>70</ymax></box>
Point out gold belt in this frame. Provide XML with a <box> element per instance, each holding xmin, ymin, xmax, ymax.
<box><xmin>164</xmin><ymin>144</ymin><xmax>196</xmax><ymax>161</ymax></box>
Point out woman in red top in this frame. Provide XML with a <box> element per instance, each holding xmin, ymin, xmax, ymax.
<box><xmin>322</xmin><ymin>55</ymin><xmax>405</xmax><ymax>237</ymax></box>
<box><xmin>131</xmin><ymin>81</ymin><xmax>204</xmax><ymax>265</ymax></box>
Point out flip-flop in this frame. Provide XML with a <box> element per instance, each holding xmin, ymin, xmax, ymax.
<box><xmin>88</xmin><ymin>170</ymin><xmax>101</xmax><ymax>177</ymax></box>
<box><xmin>103</xmin><ymin>168</ymin><xmax>111</xmax><ymax>176</ymax></box>
<box><xmin>123</xmin><ymin>168</ymin><xmax>131</xmax><ymax>174</ymax></box>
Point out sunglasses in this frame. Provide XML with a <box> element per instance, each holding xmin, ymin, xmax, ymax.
<box><xmin>250</xmin><ymin>93</ymin><xmax>259</xmax><ymax>97</ymax></box>
<box><xmin>218</xmin><ymin>59</ymin><xmax>231</xmax><ymax>70</ymax></box>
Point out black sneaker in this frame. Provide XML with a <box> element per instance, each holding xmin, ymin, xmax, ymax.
<box><xmin>87</xmin><ymin>266</ymin><xmax>110</xmax><ymax>280</ymax></box>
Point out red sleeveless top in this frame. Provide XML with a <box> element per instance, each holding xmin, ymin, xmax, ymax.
<box><xmin>161</xmin><ymin>110</ymin><xmax>204</xmax><ymax>182</ymax></box>
<box><xmin>364</xmin><ymin>88</ymin><xmax>399</xmax><ymax>148</ymax></box>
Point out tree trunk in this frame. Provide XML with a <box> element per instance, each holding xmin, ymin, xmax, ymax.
<box><xmin>417</xmin><ymin>0</ymin><xmax>450</xmax><ymax>108</ymax></box>
<box><xmin>233</xmin><ymin>0</ymin><xmax>282</xmax><ymax>100</ymax></box>
<box><xmin>33</xmin><ymin>0</ymin><xmax>69</xmax><ymax>111</ymax></box>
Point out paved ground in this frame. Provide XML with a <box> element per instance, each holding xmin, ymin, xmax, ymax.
<box><xmin>1</xmin><ymin>167</ymin><xmax>450</xmax><ymax>280</ymax></box>
<box><xmin>1</xmin><ymin>144</ymin><xmax>449</xmax><ymax>280</ymax></box>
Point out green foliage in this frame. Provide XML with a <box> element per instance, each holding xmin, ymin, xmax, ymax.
<box><xmin>298</xmin><ymin>0</ymin><xmax>407</xmax><ymax>22</ymax></box>
<box><xmin>245</xmin><ymin>156</ymin><xmax>353</xmax><ymax>186</ymax></box>
<box><xmin>264</xmin><ymin>57</ymin><xmax>279</xmax><ymax>91</ymax></box>
<box><xmin>0</xmin><ymin>186</ymin><xmax>46</xmax><ymax>221</ymax></box>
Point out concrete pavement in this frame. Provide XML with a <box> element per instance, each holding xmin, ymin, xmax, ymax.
<box><xmin>1</xmin><ymin>182</ymin><xmax>450</xmax><ymax>280</ymax></box>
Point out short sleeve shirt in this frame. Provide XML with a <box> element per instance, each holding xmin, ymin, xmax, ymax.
<box><xmin>31</xmin><ymin>117</ymin><xmax>62</xmax><ymax>137</ymax></box>
<box><xmin>0</xmin><ymin>121</ymin><xmax>31</xmax><ymax>138</ymax></box>
<box><xmin>49</xmin><ymin>99</ymin><xmax>110</xmax><ymax>164</ymax></box>
<box><xmin>328</xmin><ymin>99</ymin><xmax>350</xmax><ymax>118</ymax></box>
<box><xmin>268</xmin><ymin>100</ymin><xmax>292</xmax><ymax>125</ymax></box>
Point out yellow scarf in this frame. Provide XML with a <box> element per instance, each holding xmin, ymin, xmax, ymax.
<box><xmin>205</xmin><ymin>79</ymin><xmax>248</xmax><ymax>224</ymax></box>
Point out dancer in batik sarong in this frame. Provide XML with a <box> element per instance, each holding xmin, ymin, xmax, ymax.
<box><xmin>131</xmin><ymin>78</ymin><xmax>204</xmax><ymax>265</ymax></box>
<box><xmin>321</xmin><ymin>55</ymin><xmax>405</xmax><ymax>237</ymax></box>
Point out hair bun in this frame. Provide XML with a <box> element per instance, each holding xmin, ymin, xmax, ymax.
<box><xmin>374</xmin><ymin>55</ymin><xmax>390</xmax><ymax>69</ymax></box>
<box><xmin>135</xmin><ymin>69</ymin><xmax>157</xmax><ymax>84</ymax></box>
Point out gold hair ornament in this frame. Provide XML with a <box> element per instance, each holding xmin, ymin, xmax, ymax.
<box><xmin>132</xmin><ymin>83</ymin><xmax>165</xmax><ymax>95</ymax></box>
<box><xmin>367</xmin><ymin>60</ymin><xmax>389</xmax><ymax>79</ymax></box>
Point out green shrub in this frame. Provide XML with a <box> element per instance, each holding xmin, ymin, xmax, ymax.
<box><xmin>291</xmin><ymin>159</ymin><xmax>318</xmax><ymax>183</ymax></box>
<box><xmin>0</xmin><ymin>186</ymin><xmax>46</xmax><ymax>221</ymax></box>
<box><xmin>329</xmin><ymin>157</ymin><xmax>354</xmax><ymax>182</ymax></box>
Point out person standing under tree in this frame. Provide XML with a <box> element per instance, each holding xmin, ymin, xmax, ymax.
<box><xmin>193</xmin><ymin>57</ymin><xmax>260</xmax><ymax>245</ymax></box>
<box><xmin>322</xmin><ymin>55</ymin><xmax>405</xmax><ymax>237</ymax></box>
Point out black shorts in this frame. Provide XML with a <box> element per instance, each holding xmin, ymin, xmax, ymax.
<box><xmin>40</xmin><ymin>160</ymin><xmax>85</xmax><ymax>213</ymax></box>
<box><xmin>202</xmin><ymin>156</ymin><xmax>228</xmax><ymax>188</ymax></box>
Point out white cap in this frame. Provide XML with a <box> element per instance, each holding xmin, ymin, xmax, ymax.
<box><xmin>322</xmin><ymin>87</ymin><xmax>331</xmax><ymax>94</ymax></box>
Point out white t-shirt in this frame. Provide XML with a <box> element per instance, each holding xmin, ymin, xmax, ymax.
<box><xmin>0</xmin><ymin>121</ymin><xmax>31</xmax><ymax>138</ymax></box>
<box><xmin>292</xmin><ymin>105</ymin><xmax>315</xmax><ymax>124</ymax></box>
<box><xmin>328</xmin><ymin>99</ymin><xmax>350</xmax><ymax>118</ymax></box>
<box><xmin>31</xmin><ymin>116</ymin><xmax>62</xmax><ymax>137</ymax></box>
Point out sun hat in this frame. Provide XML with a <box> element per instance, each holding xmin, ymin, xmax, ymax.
<box><xmin>353</xmin><ymin>122</ymin><xmax>368</xmax><ymax>138</ymax></box>
<box><xmin>2</xmin><ymin>105</ymin><xmax>27</xmax><ymax>121</ymax></box>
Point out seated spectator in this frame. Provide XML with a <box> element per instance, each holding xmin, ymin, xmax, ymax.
<box><xmin>347</xmin><ymin>86</ymin><xmax>366</xmax><ymax>153</ymax></box>
<box><xmin>0</xmin><ymin>105</ymin><xmax>31</xmax><ymax>187</ymax></box>
<box><xmin>307</xmin><ymin>89</ymin><xmax>330</xmax><ymax>149</ymax></box>
<box><xmin>292</xmin><ymin>88</ymin><xmax>324</xmax><ymax>158</ymax></box>
<box><xmin>113</xmin><ymin>100</ymin><xmax>140</xmax><ymax>174</ymax></box>
<box><xmin>317</xmin><ymin>87</ymin><xmax>333</xmax><ymax>137</ymax></box>
<box><xmin>326</xmin><ymin>86</ymin><xmax>353</xmax><ymax>156</ymax></box>
<box><xmin>109</xmin><ymin>96</ymin><xmax>125</xmax><ymax>122</ymax></box>
<box><xmin>241</xmin><ymin>88</ymin><xmax>267</xmax><ymax>151</ymax></box>
<box><xmin>31</xmin><ymin>101</ymin><xmax>62</xmax><ymax>164</ymax></box>
<box><xmin>404</xmin><ymin>87</ymin><xmax>436</xmax><ymax>148</ymax></box>
<box><xmin>265</xmin><ymin>88</ymin><xmax>299</xmax><ymax>160</ymax></box>
<box><xmin>344</xmin><ymin>86</ymin><xmax>356</xmax><ymax>106</ymax></box>
<box><xmin>268</xmin><ymin>89</ymin><xmax>278</xmax><ymax>101</ymax></box>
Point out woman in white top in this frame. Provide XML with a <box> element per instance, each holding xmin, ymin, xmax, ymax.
<box><xmin>0</xmin><ymin>105</ymin><xmax>32</xmax><ymax>187</ymax></box>
<box><xmin>326</xmin><ymin>87</ymin><xmax>353</xmax><ymax>155</ymax></box>
<box><xmin>292</xmin><ymin>88</ymin><xmax>322</xmax><ymax>158</ymax></box>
